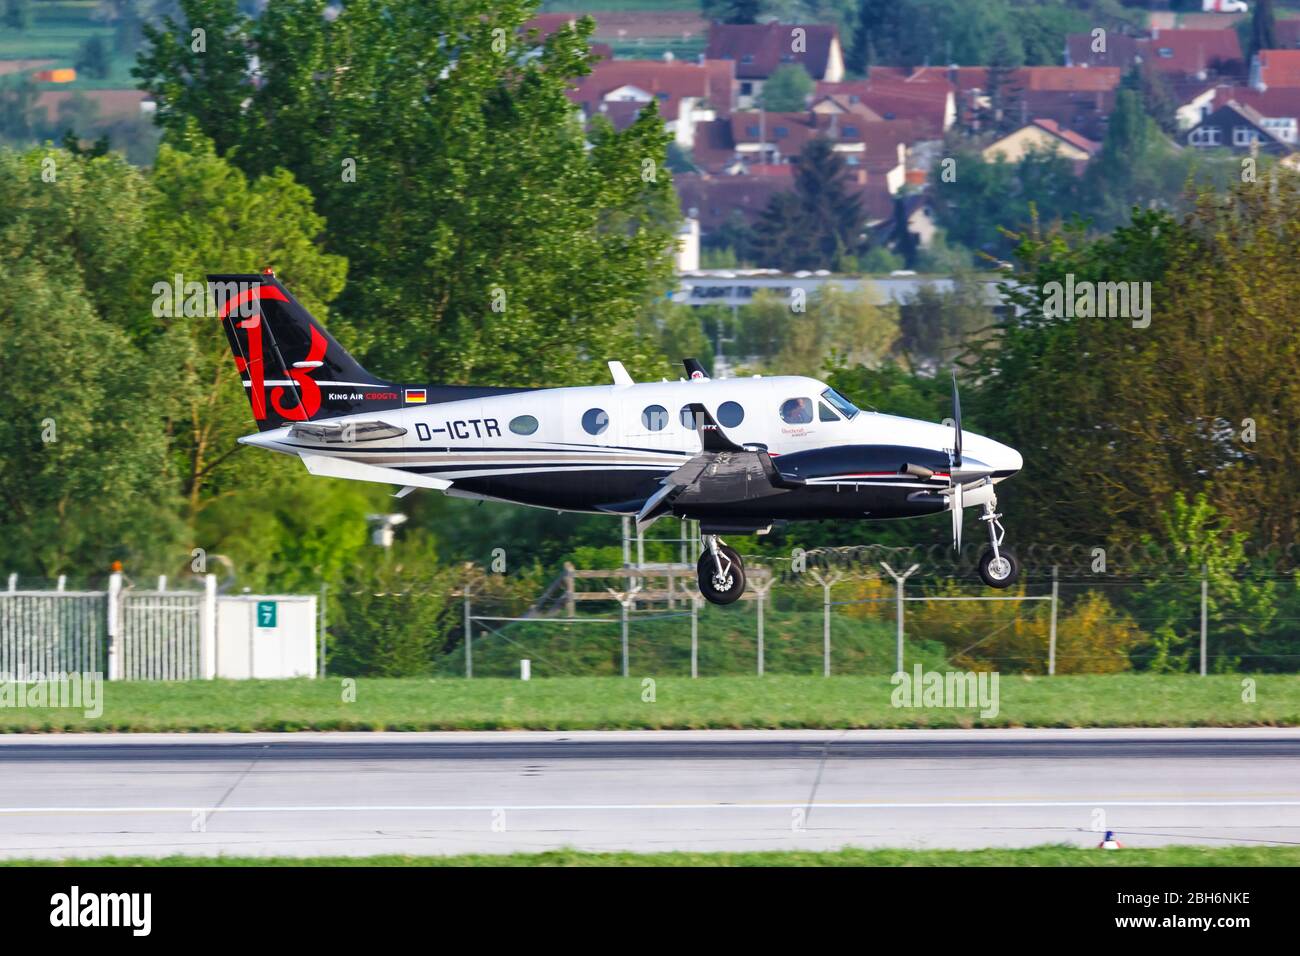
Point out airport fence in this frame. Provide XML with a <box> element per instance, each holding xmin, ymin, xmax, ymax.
<box><xmin>0</xmin><ymin>573</ymin><xmax>318</xmax><ymax>680</ymax></box>
<box><xmin>407</xmin><ymin>545</ymin><xmax>1300</xmax><ymax>679</ymax></box>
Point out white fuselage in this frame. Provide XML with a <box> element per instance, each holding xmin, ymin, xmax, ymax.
<box><xmin>243</xmin><ymin>374</ymin><xmax>1022</xmax><ymax>518</ymax></box>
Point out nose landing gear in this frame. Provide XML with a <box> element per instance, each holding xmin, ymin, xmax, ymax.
<box><xmin>697</xmin><ymin>534</ymin><xmax>746</xmax><ymax>605</ymax></box>
<box><xmin>977</xmin><ymin>498</ymin><xmax>1019</xmax><ymax>588</ymax></box>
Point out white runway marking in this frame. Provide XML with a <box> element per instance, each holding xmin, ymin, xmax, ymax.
<box><xmin>3</xmin><ymin>800</ymin><xmax>1300</xmax><ymax>814</ymax></box>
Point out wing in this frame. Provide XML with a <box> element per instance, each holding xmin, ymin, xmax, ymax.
<box><xmin>635</xmin><ymin>404</ymin><xmax>803</xmax><ymax>531</ymax></box>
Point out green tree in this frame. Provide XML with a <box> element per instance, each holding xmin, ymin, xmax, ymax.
<box><xmin>327</xmin><ymin>533</ymin><xmax>455</xmax><ymax>676</ymax></box>
<box><xmin>135</xmin><ymin>0</ymin><xmax>678</xmax><ymax>387</ymax></box>
<box><xmin>1135</xmin><ymin>493</ymin><xmax>1276</xmax><ymax>673</ymax></box>
<box><xmin>969</xmin><ymin>174</ymin><xmax>1300</xmax><ymax>555</ymax></box>
<box><xmin>930</xmin><ymin>145</ymin><xmax>1080</xmax><ymax>261</ymax></box>
<box><xmin>894</xmin><ymin>278</ymin><xmax>994</xmax><ymax>371</ymax></box>
<box><xmin>849</xmin><ymin>0</ymin><xmax>899</xmax><ymax>74</ymax></box>
<box><xmin>760</xmin><ymin>63</ymin><xmax>814</xmax><ymax>112</ymax></box>
<box><xmin>1122</xmin><ymin>63</ymin><xmax>1178</xmax><ymax>138</ymax></box>
<box><xmin>0</xmin><ymin>150</ymin><xmax>182</xmax><ymax>576</ymax></box>
<box><xmin>76</xmin><ymin>36</ymin><xmax>112</xmax><ymax>81</ymax></box>
<box><xmin>1250</xmin><ymin>0</ymin><xmax>1277</xmax><ymax>60</ymax></box>
<box><xmin>982</xmin><ymin>32</ymin><xmax>1024</xmax><ymax>134</ymax></box>
<box><xmin>0</xmin><ymin>76</ymin><xmax>38</xmax><ymax>143</ymax></box>
<box><xmin>751</xmin><ymin>137</ymin><xmax>864</xmax><ymax>271</ymax></box>
<box><xmin>704</xmin><ymin>0</ymin><xmax>761</xmax><ymax>24</ymax></box>
<box><xmin>2</xmin><ymin>0</ymin><xmax>32</xmax><ymax>31</ymax></box>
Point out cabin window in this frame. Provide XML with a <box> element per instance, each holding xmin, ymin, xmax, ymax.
<box><xmin>818</xmin><ymin>402</ymin><xmax>840</xmax><ymax>422</ymax></box>
<box><xmin>582</xmin><ymin>408</ymin><xmax>609</xmax><ymax>435</ymax></box>
<box><xmin>642</xmin><ymin>405</ymin><xmax>668</xmax><ymax>431</ymax></box>
<box><xmin>780</xmin><ymin>397</ymin><xmax>815</xmax><ymax>425</ymax></box>
<box><xmin>509</xmin><ymin>415</ymin><xmax>539</xmax><ymax>436</ymax></box>
<box><xmin>717</xmin><ymin>401</ymin><xmax>745</xmax><ymax>427</ymax></box>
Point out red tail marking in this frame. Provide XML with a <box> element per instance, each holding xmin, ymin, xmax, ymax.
<box><xmin>218</xmin><ymin>285</ymin><xmax>290</xmax><ymax>422</ymax></box>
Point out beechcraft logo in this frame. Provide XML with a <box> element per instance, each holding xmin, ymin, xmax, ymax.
<box><xmin>404</xmin><ymin>388</ymin><xmax>427</xmax><ymax>404</ymax></box>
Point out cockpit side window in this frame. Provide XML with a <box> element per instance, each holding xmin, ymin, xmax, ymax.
<box><xmin>780</xmin><ymin>397</ymin><xmax>814</xmax><ymax>425</ymax></box>
<box><xmin>818</xmin><ymin>402</ymin><xmax>840</xmax><ymax>422</ymax></box>
<box><xmin>821</xmin><ymin>387</ymin><xmax>860</xmax><ymax>420</ymax></box>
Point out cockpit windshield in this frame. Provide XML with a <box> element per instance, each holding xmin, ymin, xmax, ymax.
<box><xmin>820</xmin><ymin>387</ymin><xmax>860</xmax><ymax>420</ymax></box>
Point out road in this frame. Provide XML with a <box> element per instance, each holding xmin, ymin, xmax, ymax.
<box><xmin>0</xmin><ymin>728</ymin><xmax>1297</xmax><ymax>858</ymax></box>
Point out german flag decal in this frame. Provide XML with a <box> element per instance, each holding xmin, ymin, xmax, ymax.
<box><xmin>404</xmin><ymin>388</ymin><xmax>427</xmax><ymax>404</ymax></box>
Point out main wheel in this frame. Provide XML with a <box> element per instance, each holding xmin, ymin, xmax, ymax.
<box><xmin>697</xmin><ymin>545</ymin><xmax>746</xmax><ymax>605</ymax></box>
<box><xmin>978</xmin><ymin>547</ymin><xmax>1019</xmax><ymax>588</ymax></box>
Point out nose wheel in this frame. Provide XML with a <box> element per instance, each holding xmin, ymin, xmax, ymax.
<box><xmin>977</xmin><ymin>498</ymin><xmax>1019</xmax><ymax>588</ymax></box>
<box><xmin>697</xmin><ymin>535</ymin><xmax>746</xmax><ymax>605</ymax></box>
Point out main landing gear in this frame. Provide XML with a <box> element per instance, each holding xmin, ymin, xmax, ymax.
<box><xmin>698</xmin><ymin>534</ymin><xmax>746</xmax><ymax>605</ymax></box>
<box><xmin>977</xmin><ymin>498</ymin><xmax>1019</xmax><ymax>588</ymax></box>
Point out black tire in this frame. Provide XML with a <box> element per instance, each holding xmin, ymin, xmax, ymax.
<box><xmin>697</xmin><ymin>545</ymin><xmax>746</xmax><ymax>605</ymax></box>
<box><xmin>978</xmin><ymin>547</ymin><xmax>1019</xmax><ymax>588</ymax></box>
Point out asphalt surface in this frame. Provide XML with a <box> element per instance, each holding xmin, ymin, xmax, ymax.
<box><xmin>0</xmin><ymin>728</ymin><xmax>1297</xmax><ymax>858</ymax></box>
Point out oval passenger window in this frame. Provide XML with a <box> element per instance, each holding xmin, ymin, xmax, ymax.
<box><xmin>717</xmin><ymin>401</ymin><xmax>745</xmax><ymax>428</ymax></box>
<box><xmin>509</xmin><ymin>415</ymin><xmax>539</xmax><ymax>436</ymax></box>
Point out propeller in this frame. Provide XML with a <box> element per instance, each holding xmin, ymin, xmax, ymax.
<box><xmin>951</xmin><ymin>369</ymin><xmax>962</xmax><ymax>469</ymax></box>
<box><xmin>950</xmin><ymin>370</ymin><xmax>964</xmax><ymax>551</ymax></box>
<box><xmin>946</xmin><ymin>370</ymin><xmax>998</xmax><ymax>552</ymax></box>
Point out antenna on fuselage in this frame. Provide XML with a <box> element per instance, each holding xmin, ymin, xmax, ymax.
<box><xmin>608</xmin><ymin>361</ymin><xmax>634</xmax><ymax>385</ymax></box>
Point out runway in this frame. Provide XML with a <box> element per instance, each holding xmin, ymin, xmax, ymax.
<box><xmin>0</xmin><ymin>728</ymin><xmax>1297</xmax><ymax>859</ymax></box>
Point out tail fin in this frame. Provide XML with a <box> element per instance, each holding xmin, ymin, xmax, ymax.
<box><xmin>208</xmin><ymin>272</ymin><xmax>398</xmax><ymax>430</ymax></box>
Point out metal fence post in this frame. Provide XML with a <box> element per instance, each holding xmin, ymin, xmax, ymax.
<box><xmin>880</xmin><ymin>562</ymin><xmax>919</xmax><ymax>675</ymax></box>
<box><xmin>1200</xmin><ymin>564</ymin><xmax>1208</xmax><ymax>677</ymax></box>
<box><xmin>752</xmin><ymin>577</ymin><xmax>772</xmax><ymax>677</ymax></box>
<box><xmin>621</xmin><ymin>597</ymin><xmax>630</xmax><ymax>678</ymax></box>
<box><xmin>809</xmin><ymin>570</ymin><xmax>842</xmax><ymax>678</ymax></box>
<box><xmin>463</xmin><ymin>582</ymin><xmax>473</xmax><ymax>679</ymax></box>
<box><xmin>1049</xmin><ymin>565</ymin><xmax>1059</xmax><ymax>676</ymax></box>
<box><xmin>201</xmin><ymin>573</ymin><xmax>217</xmax><ymax>679</ymax></box>
<box><xmin>318</xmin><ymin>582</ymin><xmax>327</xmax><ymax>679</ymax></box>
<box><xmin>106</xmin><ymin>571</ymin><xmax>122</xmax><ymax>680</ymax></box>
<box><xmin>690</xmin><ymin>593</ymin><xmax>699</xmax><ymax>679</ymax></box>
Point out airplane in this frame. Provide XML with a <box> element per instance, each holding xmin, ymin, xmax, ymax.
<box><xmin>212</xmin><ymin>271</ymin><xmax>1023</xmax><ymax>605</ymax></box>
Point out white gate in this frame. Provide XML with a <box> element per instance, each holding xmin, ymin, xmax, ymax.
<box><xmin>0</xmin><ymin>587</ymin><xmax>104</xmax><ymax>679</ymax></box>
<box><xmin>118</xmin><ymin>589</ymin><xmax>204</xmax><ymax>680</ymax></box>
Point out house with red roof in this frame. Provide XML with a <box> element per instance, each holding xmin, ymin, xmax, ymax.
<box><xmin>1250</xmin><ymin>49</ymin><xmax>1300</xmax><ymax>90</ymax></box>
<box><xmin>814</xmin><ymin>79</ymin><xmax>953</xmax><ymax>139</ymax></box>
<box><xmin>982</xmin><ymin>118</ymin><xmax>1101</xmax><ymax>168</ymax></box>
<box><xmin>726</xmin><ymin>110</ymin><xmax>911</xmax><ymax>190</ymax></box>
<box><xmin>1066</xmin><ymin>28</ymin><xmax>1245</xmax><ymax>82</ymax></box>
<box><xmin>706</xmin><ymin>21</ymin><xmax>844</xmax><ymax>109</ymax></box>
<box><xmin>568</xmin><ymin>58</ymin><xmax>735</xmax><ymax>148</ymax></box>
